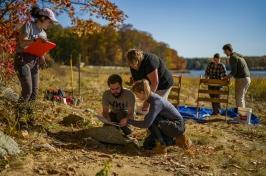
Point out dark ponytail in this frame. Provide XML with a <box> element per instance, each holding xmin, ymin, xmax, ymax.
<box><xmin>30</xmin><ymin>6</ymin><xmax>41</xmax><ymax>19</ymax></box>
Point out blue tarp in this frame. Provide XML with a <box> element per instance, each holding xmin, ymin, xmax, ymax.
<box><xmin>176</xmin><ymin>106</ymin><xmax>260</xmax><ymax>125</ymax></box>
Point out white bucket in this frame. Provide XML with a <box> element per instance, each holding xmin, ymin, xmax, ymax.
<box><xmin>238</xmin><ymin>107</ymin><xmax>252</xmax><ymax>125</ymax></box>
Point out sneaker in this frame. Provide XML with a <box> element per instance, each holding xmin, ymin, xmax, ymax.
<box><xmin>176</xmin><ymin>134</ymin><xmax>192</xmax><ymax>149</ymax></box>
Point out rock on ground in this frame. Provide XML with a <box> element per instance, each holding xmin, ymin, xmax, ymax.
<box><xmin>0</xmin><ymin>131</ymin><xmax>20</xmax><ymax>157</ymax></box>
<box><xmin>60</xmin><ymin>114</ymin><xmax>85</xmax><ymax>127</ymax></box>
<box><xmin>49</xmin><ymin>126</ymin><xmax>131</xmax><ymax>145</ymax></box>
<box><xmin>0</xmin><ymin>84</ymin><xmax>19</xmax><ymax>102</ymax></box>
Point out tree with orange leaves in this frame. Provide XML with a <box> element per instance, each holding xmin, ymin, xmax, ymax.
<box><xmin>0</xmin><ymin>0</ymin><xmax>126</xmax><ymax>82</ymax></box>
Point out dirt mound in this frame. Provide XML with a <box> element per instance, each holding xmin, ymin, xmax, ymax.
<box><xmin>60</xmin><ymin>114</ymin><xmax>85</xmax><ymax>127</ymax></box>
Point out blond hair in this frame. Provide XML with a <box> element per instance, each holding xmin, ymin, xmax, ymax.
<box><xmin>132</xmin><ymin>79</ymin><xmax>151</xmax><ymax>99</ymax></box>
<box><xmin>126</xmin><ymin>49</ymin><xmax>144</xmax><ymax>64</ymax></box>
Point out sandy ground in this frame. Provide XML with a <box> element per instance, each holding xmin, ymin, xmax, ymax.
<box><xmin>0</xmin><ymin>66</ymin><xmax>265</xmax><ymax>176</ymax></box>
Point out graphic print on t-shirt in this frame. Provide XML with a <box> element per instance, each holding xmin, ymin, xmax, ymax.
<box><xmin>109</xmin><ymin>99</ymin><xmax>128</xmax><ymax>111</ymax></box>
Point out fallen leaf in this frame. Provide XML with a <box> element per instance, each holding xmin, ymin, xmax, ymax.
<box><xmin>67</xmin><ymin>166</ymin><xmax>76</xmax><ymax>172</ymax></box>
<box><xmin>21</xmin><ymin>130</ymin><xmax>29</xmax><ymax>139</ymax></box>
<box><xmin>251</xmin><ymin>161</ymin><xmax>257</xmax><ymax>165</ymax></box>
<box><xmin>116</xmin><ymin>163</ymin><xmax>123</xmax><ymax>168</ymax></box>
<box><xmin>98</xmin><ymin>154</ymin><xmax>112</xmax><ymax>158</ymax></box>
<box><xmin>198</xmin><ymin>164</ymin><xmax>211</xmax><ymax>170</ymax></box>
<box><xmin>232</xmin><ymin>164</ymin><xmax>241</xmax><ymax>169</ymax></box>
<box><xmin>47</xmin><ymin>168</ymin><xmax>59</xmax><ymax>175</ymax></box>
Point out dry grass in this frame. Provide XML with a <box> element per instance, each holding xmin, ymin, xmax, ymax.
<box><xmin>0</xmin><ymin>66</ymin><xmax>265</xmax><ymax>176</ymax></box>
<box><xmin>248</xmin><ymin>77</ymin><xmax>266</xmax><ymax>100</ymax></box>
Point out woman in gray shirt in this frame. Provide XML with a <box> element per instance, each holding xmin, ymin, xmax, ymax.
<box><xmin>120</xmin><ymin>79</ymin><xmax>191</xmax><ymax>152</ymax></box>
<box><xmin>15</xmin><ymin>6</ymin><xmax>58</xmax><ymax>129</ymax></box>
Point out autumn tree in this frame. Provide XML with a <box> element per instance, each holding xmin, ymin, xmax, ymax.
<box><xmin>46</xmin><ymin>23</ymin><xmax>187</xmax><ymax>69</ymax></box>
<box><xmin>0</xmin><ymin>0</ymin><xmax>126</xmax><ymax>82</ymax></box>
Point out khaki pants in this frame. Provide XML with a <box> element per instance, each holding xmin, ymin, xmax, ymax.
<box><xmin>136</xmin><ymin>87</ymin><xmax>172</xmax><ymax>114</ymax></box>
<box><xmin>235</xmin><ymin>77</ymin><xmax>251</xmax><ymax>108</ymax></box>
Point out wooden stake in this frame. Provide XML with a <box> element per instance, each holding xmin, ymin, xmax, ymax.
<box><xmin>70</xmin><ymin>55</ymin><xmax>74</xmax><ymax>96</ymax></box>
<box><xmin>78</xmin><ymin>54</ymin><xmax>81</xmax><ymax>96</ymax></box>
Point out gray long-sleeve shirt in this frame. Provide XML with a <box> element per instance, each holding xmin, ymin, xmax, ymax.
<box><xmin>128</xmin><ymin>93</ymin><xmax>184</xmax><ymax>128</ymax></box>
<box><xmin>229</xmin><ymin>53</ymin><xmax>250</xmax><ymax>78</ymax></box>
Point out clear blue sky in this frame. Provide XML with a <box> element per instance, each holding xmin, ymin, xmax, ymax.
<box><xmin>56</xmin><ymin>0</ymin><xmax>266</xmax><ymax>58</ymax></box>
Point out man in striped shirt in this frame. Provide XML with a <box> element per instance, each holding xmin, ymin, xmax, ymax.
<box><xmin>205</xmin><ymin>53</ymin><xmax>227</xmax><ymax>115</ymax></box>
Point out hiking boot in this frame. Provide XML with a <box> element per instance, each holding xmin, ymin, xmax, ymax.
<box><xmin>152</xmin><ymin>142</ymin><xmax>167</xmax><ymax>154</ymax></box>
<box><xmin>176</xmin><ymin>134</ymin><xmax>192</xmax><ymax>149</ymax></box>
<box><xmin>16</xmin><ymin>121</ymin><xmax>29</xmax><ymax>131</ymax></box>
<box><xmin>27</xmin><ymin>118</ymin><xmax>37</xmax><ymax>127</ymax></box>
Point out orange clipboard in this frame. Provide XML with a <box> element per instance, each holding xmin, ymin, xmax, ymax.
<box><xmin>24</xmin><ymin>39</ymin><xmax>56</xmax><ymax>57</ymax></box>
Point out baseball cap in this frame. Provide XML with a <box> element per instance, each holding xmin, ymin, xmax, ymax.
<box><xmin>39</xmin><ymin>8</ymin><xmax>58</xmax><ymax>23</ymax></box>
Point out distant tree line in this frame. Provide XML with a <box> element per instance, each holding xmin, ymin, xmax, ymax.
<box><xmin>47</xmin><ymin>24</ymin><xmax>187</xmax><ymax>70</ymax></box>
<box><xmin>186</xmin><ymin>56</ymin><xmax>266</xmax><ymax>70</ymax></box>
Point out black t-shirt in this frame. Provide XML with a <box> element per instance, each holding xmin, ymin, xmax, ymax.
<box><xmin>130</xmin><ymin>53</ymin><xmax>173</xmax><ymax>90</ymax></box>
